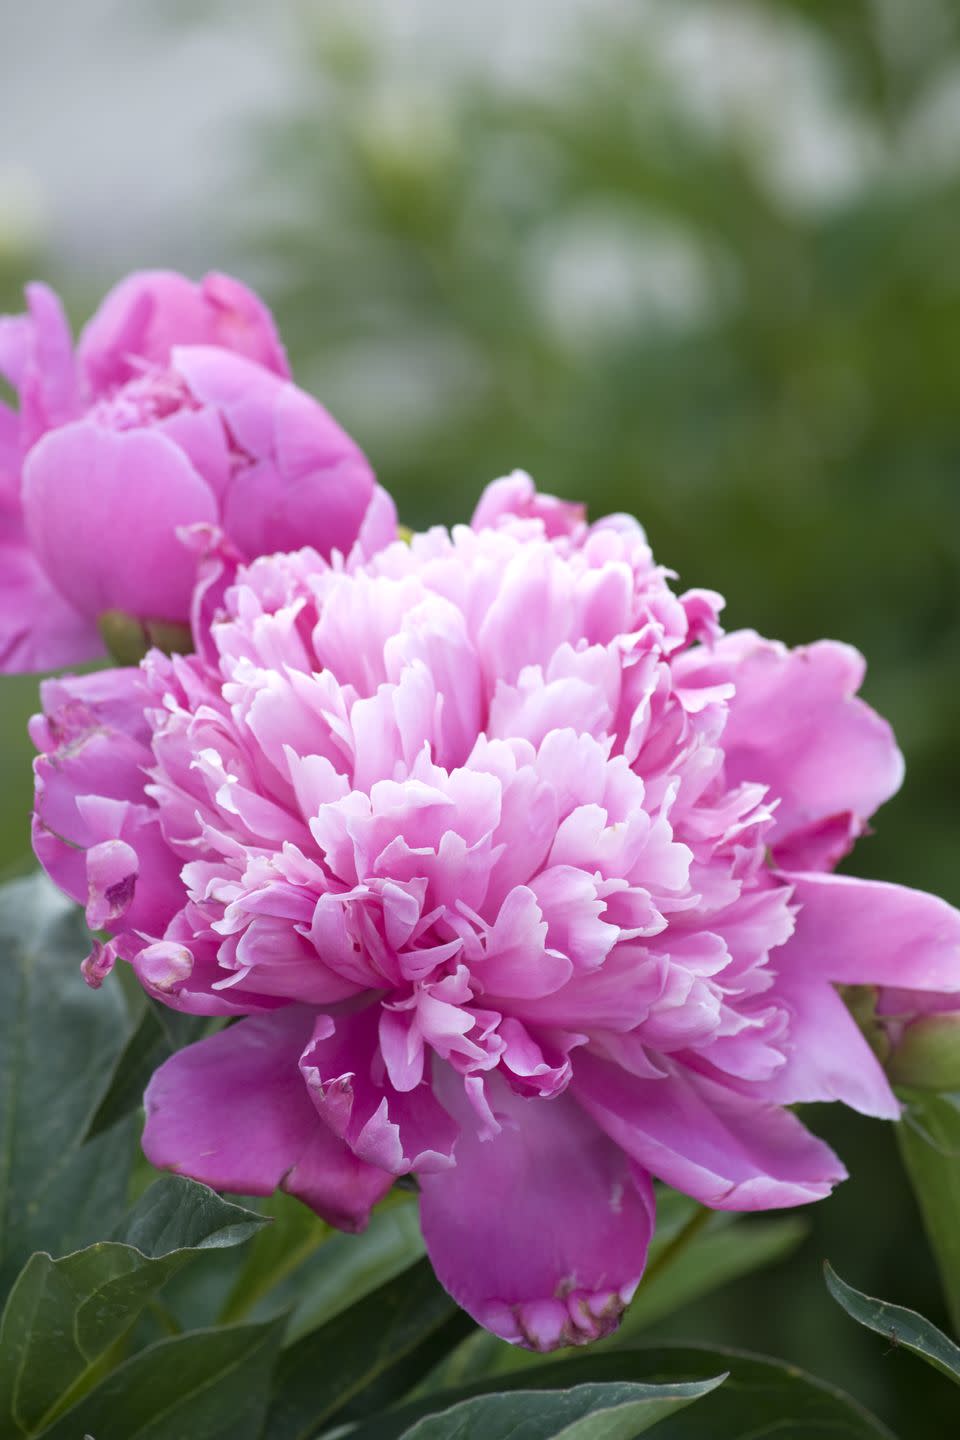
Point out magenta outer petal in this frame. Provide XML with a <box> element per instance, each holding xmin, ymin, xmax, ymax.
<box><xmin>0</xmin><ymin>508</ymin><xmax>101</xmax><ymax>671</ymax></box>
<box><xmin>419</xmin><ymin>1073</ymin><xmax>655</xmax><ymax>1350</ymax></box>
<box><xmin>78</xmin><ymin>269</ymin><xmax>289</xmax><ymax>393</ymax></box>
<box><xmin>723</xmin><ymin>972</ymin><xmax>900</xmax><ymax>1119</ymax></box>
<box><xmin>22</xmin><ymin>421</ymin><xmax>218</xmax><ymax>621</ymax></box>
<box><xmin>143</xmin><ymin>1009</ymin><xmax>393</xmax><ymax>1231</ymax></box>
<box><xmin>574</xmin><ymin>1054</ymin><xmax>846</xmax><ymax>1210</ymax></box>
<box><xmin>31</xmin><ymin>668</ymin><xmax>183</xmax><ymax>935</ymax></box>
<box><xmin>782</xmin><ymin>871</ymin><xmax>960</xmax><ymax>992</ymax></box>
<box><xmin>683</xmin><ymin>632</ymin><xmax>904</xmax><ymax>869</ymax></box>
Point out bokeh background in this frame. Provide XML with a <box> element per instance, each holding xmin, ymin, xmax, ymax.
<box><xmin>2</xmin><ymin>1</ymin><xmax>960</xmax><ymax>1431</ymax></box>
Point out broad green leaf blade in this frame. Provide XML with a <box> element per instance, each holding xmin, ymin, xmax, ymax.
<box><xmin>825</xmin><ymin>1262</ymin><xmax>960</xmax><ymax>1387</ymax></box>
<box><xmin>350</xmin><ymin>1345</ymin><xmax>896</xmax><ymax>1440</ymax></box>
<box><xmin>266</xmin><ymin>1257</ymin><xmax>473</xmax><ymax>1440</ymax></box>
<box><xmin>0</xmin><ymin>873</ymin><xmax>136</xmax><ymax>1293</ymax></box>
<box><xmin>85</xmin><ymin>1002</ymin><xmax>211</xmax><ymax>1141</ymax></box>
<box><xmin>37</xmin><ymin>1321</ymin><xmax>281</xmax><ymax>1440</ymax></box>
<box><xmin>0</xmin><ymin>1178</ymin><xmax>267</xmax><ymax>1436</ymax></box>
<box><xmin>396</xmin><ymin>1378</ymin><xmax>726</xmax><ymax>1440</ymax></box>
<box><xmin>896</xmin><ymin>1089</ymin><xmax>960</xmax><ymax>1336</ymax></box>
<box><xmin>115</xmin><ymin>1175</ymin><xmax>267</xmax><ymax>1256</ymax></box>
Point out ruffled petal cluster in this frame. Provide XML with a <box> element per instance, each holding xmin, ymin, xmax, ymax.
<box><xmin>31</xmin><ymin>472</ymin><xmax>960</xmax><ymax>1349</ymax></box>
<box><xmin>0</xmin><ymin>271</ymin><xmax>394</xmax><ymax>672</ymax></box>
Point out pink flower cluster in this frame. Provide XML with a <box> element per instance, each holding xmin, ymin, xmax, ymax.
<box><xmin>0</xmin><ymin>271</ymin><xmax>394</xmax><ymax>671</ymax></box>
<box><xmin>31</xmin><ymin>453</ymin><xmax>960</xmax><ymax>1350</ymax></box>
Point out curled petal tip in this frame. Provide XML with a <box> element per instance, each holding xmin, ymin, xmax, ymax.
<box><xmin>81</xmin><ymin>939</ymin><xmax>117</xmax><ymax>990</ymax></box>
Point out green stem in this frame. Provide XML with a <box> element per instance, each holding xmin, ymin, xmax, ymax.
<box><xmin>641</xmin><ymin>1203</ymin><xmax>712</xmax><ymax>1289</ymax></box>
<box><xmin>147</xmin><ymin>1298</ymin><xmax>184</xmax><ymax>1336</ymax></box>
<box><xmin>896</xmin><ymin>1089</ymin><xmax>960</xmax><ymax>1337</ymax></box>
<box><xmin>217</xmin><ymin>1228</ymin><xmax>330</xmax><ymax>1326</ymax></box>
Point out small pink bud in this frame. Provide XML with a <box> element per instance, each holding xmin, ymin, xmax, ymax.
<box><xmin>133</xmin><ymin>942</ymin><xmax>194</xmax><ymax>993</ymax></box>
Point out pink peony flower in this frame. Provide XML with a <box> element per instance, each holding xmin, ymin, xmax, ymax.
<box><xmin>31</xmin><ymin>476</ymin><xmax>960</xmax><ymax>1349</ymax></box>
<box><xmin>0</xmin><ymin>271</ymin><xmax>395</xmax><ymax>672</ymax></box>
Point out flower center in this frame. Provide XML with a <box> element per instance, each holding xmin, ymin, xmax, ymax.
<box><xmin>89</xmin><ymin>365</ymin><xmax>196</xmax><ymax>430</ymax></box>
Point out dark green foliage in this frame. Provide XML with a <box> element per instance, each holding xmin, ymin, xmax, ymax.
<box><xmin>0</xmin><ymin>875</ymin><xmax>136</xmax><ymax>1296</ymax></box>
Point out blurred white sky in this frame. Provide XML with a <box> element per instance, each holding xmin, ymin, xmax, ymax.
<box><xmin>1</xmin><ymin>0</ymin><xmax>635</xmax><ymax>277</ymax></box>
<box><xmin>0</xmin><ymin>0</ymin><xmax>950</xmax><ymax>287</ymax></box>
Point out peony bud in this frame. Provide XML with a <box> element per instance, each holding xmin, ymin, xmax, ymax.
<box><xmin>887</xmin><ymin>1011</ymin><xmax>960</xmax><ymax>1091</ymax></box>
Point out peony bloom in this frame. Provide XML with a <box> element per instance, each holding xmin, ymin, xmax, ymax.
<box><xmin>0</xmin><ymin>271</ymin><xmax>395</xmax><ymax>672</ymax></box>
<box><xmin>31</xmin><ymin>474</ymin><xmax>960</xmax><ymax>1350</ymax></box>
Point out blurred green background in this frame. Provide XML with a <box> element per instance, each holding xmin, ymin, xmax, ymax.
<box><xmin>2</xmin><ymin>0</ymin><xmax>960</xmax><ymax>1431</ymax></box>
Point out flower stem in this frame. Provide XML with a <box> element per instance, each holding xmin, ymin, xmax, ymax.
<box><xmin>897</xmin><ymin>1090</ymin><xmax>960</xmax><ymax>1337</ymax></box>
<box><xmin>641</xmin><ymin>1202</ymin><xmax>713</xmax><ymax>1289</ymax></box>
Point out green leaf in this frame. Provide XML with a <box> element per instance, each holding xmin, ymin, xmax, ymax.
<box><xmin>85</xmin><ymin>1001</ymin><xmax>211</xmax><ymax>1141</ymax></box>
<box><xmin>265</xmin><ymin>1257</ymin><xmax>473</xmax><ymax>1440</ymax></box>
<box><xmin>825</xmin><ymin>1261</ymin><xmax>960</xmax><ymax>1388</ymax></box>
<box><xmin>395</xmin><ymin>1377</ymin><xmax>726</xmax><ymax>1440</ymax></box>
<box><xmin>895</xmin><ymin>1089</ymin><xmax>960</xmax><ymax>1336</ymax></box>
<box><xmin>0</xmin><ymin>1177</ymin><xmax>267</xmax><ymax>1436</ymax></box>
<box><xmin>350</xmin><ymin>1345</ymin><xmax>896</xmax><ymax>1440</ymax></box>
<box><xmin>115</xmin><ymin>1175</ymin><xmax>266</xmax><ymax>1256</ymax></box>
<box><xmin>37</xmin><ymin>1321</ymin><xmax>281</xmax><ymax>1440</ymax></box>
<box><xmin>0</xmin><ymin>873</ymin><xmax>136</xmax><ymax>1293</ymax></box>
<box><xmin>82</xmin><ymin>1004</ymin><xmax>171</xmax><ymax>1141</ymax></box>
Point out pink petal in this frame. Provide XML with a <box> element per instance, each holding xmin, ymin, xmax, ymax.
<box><xmin>300</xmin><ymin>1010</ymin><xmax>458</xmax><ymax>1175</ymax></box>
<box><xmin>684</xmin><ymin>633</ymin><xmax>904</xmax><ymax>869</ymax></box>
<box><xmin>782</xmin><ymin>871</ymin><xmax>960</xmax><ymax>992</ymax></box>
<box><xmin>475</xmin><ymin>886</ymin><xmax>572</xmax><ymax>1000</ymax></box>
<box><xmin>0</xmin><ymin>282</ymin><xmax>78</xmax><ymax>449</ymax></box>
<box><xmin>574</xmin><ymin>1052</ymin><xmax>846</xmax><ymax>1210</ymax></box>
<box><xmin>31</xmin><ymin>668</ymin><xmax>182</xmax><ymax>934</ymax></box>
<box><xmin>22</xmin><ymin>420</ymin><xmax>218</xmax><ymax>621</ymax></box>
<box><xmin>143</xmin><ymin>1008</ymin><xmax>392</xmax><ymax>1231</ymax></box>
<box><xmin>718</xmin><ymin>971</ymin><xmax>900</xmax><ymax>1119</ymax></box>
<box><xmin>354</xmin><ymin>483</ymin><xmax>399</xmax><ymax>560</ymax></box>
<box><xmin>78</xmin><ymin>269</ymin><xmax>289</xmax><ymax>394</ymax></box>
<box><xmin>0</xmin><ymin>505</ymin><xmax>101</xmax><ymax>671</ymax></box>
<box><xmin>471</xmin><ymin>470</ymin><xmax>586</xmax><ymax>539</ymax></box>
<box><xmin>419</xmin><ymin>1072</ymin><xmax>654</xmax><ymax>1350</ymax></box>
<box><xmin>175</xmin><ymin>347</ymin><xmax>378</xmax><ymax>561</ymax></box>
<box><xmin>85</xmin><ymin>837</ymin><xmax>139</xmax><ymax>930</ymax></box>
